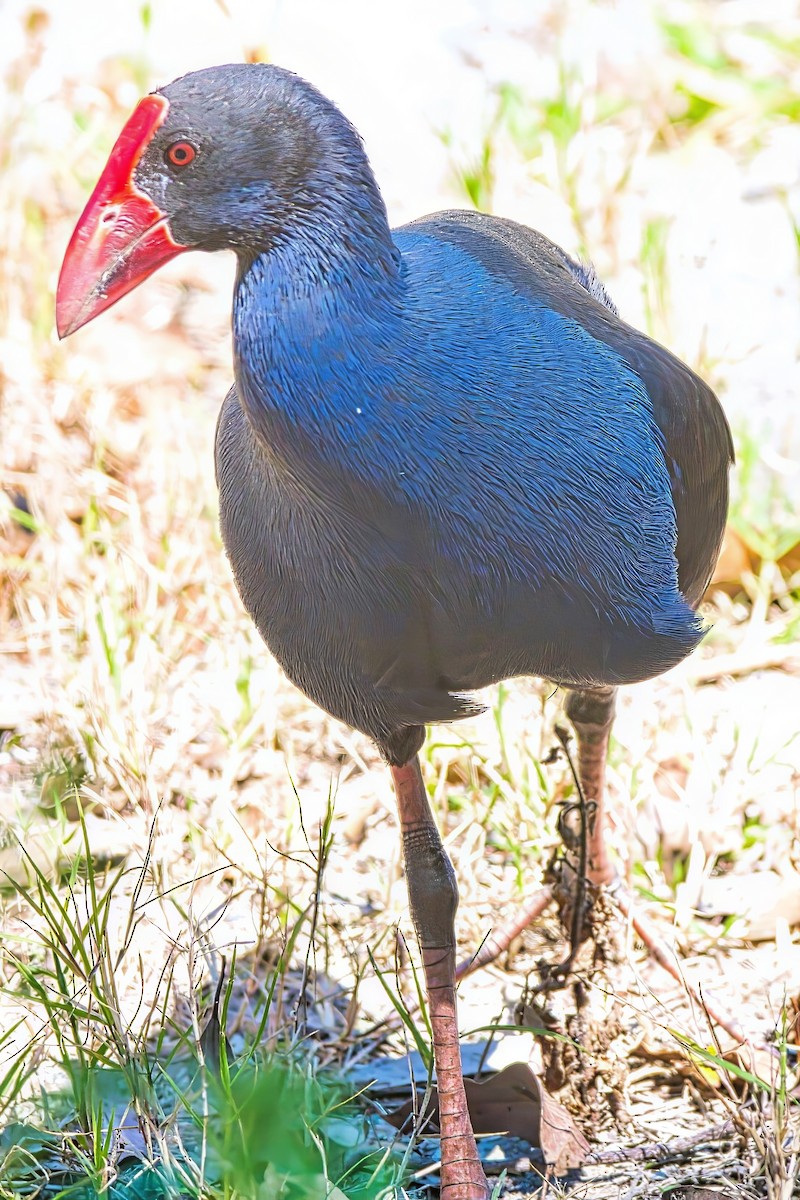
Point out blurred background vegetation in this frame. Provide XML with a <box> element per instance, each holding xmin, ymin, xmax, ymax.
<box><xmin>1</xmin><ymin>0</ymin><xmax>799</xmax><ymax>1196</ymax></box>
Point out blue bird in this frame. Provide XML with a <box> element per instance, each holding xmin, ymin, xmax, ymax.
<box><xmin>57</xmin><ymin>64</ymin><xmax>733</xmax><ymax>1199</ymax></box>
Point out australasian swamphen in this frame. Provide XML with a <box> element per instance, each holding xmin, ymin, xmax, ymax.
<box><xmin>56</xmin><ymin>64</ymin><xmax>733</xmax><ymax>1199</ymax></box>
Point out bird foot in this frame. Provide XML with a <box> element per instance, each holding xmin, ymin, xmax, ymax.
<box><xmin>457</xmin><ymin>876</ymin><xmax>747</xmax><ymax>1045</ymax></box>
<box><xmin>612</xmin><ymin>883</ymin><xmax>746</xmax><ymax>1044</ymax></box>
<box><xmin>455</xmin><ymin>885</ymin><xmax>554</xmax><ymax>982</ymax></box>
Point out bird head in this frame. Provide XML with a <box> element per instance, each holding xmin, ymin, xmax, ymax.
<box><xmin>56</xmin><ymin>63</ymin><xmax>371</xmax><ymax>338</ymax></box>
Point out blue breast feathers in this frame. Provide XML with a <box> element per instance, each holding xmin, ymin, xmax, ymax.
<box><xmin>233</xmin><ymin>226</ymin><xmax>698</xmax><ymax>651</ymax></box>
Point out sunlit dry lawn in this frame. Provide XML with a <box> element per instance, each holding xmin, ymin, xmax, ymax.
<box><xmin>1</xmin><ymin>1</ymin><xmax>800</xmax><ymax>1197</ymax></box>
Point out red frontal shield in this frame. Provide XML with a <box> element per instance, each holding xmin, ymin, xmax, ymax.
<box><xmin>56</xmin><ymin>94</ymin><xmax>188</xmax><ymax>337</ymax></box>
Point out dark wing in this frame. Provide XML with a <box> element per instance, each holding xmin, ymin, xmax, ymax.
<box><xmin>406</xmin><ymin>210</ymin><xmax>734</xmax><ymax>607</ymax></box>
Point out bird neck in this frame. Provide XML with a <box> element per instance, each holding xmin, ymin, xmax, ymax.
<box><xmin>231</xmin><ymin>189</ymin><xmax>403</xmax><ymax>467</ymax></box>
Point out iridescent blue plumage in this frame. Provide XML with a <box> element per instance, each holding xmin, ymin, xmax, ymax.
<box><xmin>58</xmin><ymin>64</ymin><xmax>736</xmax><ymax>1194</ymax></box>
<box><xmin>131</xmin><ymin>61</ymin><xmax>735</xmax><ymax>762</ymax></box>
<box><xmin>221</xmin><ymin>204</ymin><xmax>730</xmax><ymax>761</ymax></box>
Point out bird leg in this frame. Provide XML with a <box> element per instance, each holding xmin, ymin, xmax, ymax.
<box><xmin>391</xmin><ymin>757</ymin><xmax>490</xmax><ymax>1200</ymax></box>
<box><xmin>559</xmin><ymin>685</ymin><xmax>744</xmax><ymax>1038</ymax></box>
<box><xmin>458</xmin><ymin>685</ymin><xmax>617</xmax><ymax>983</ymax></box>
<box><xmin>561</xmin><ymin>684</ymin><xmax>618</xmax><ymax>889</ymax></box>
<box><xmin>523</xmin><ymin>687</ymin><xmax>620</xmax><ymax>993</ymax></box>
<box><xmin>455</xmin><ymin>684</ymin><xmax>747</xmax><ymax>1044</ymax></box>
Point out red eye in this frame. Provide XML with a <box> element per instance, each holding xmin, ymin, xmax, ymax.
<box><xmin>166</xmin><ymin>141</ymin><xmax>196</xmax><ymax>168</ymax></box>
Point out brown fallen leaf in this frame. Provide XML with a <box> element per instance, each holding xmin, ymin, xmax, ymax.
<box><xmin>386</xmin><ymin>1062</ymin><xmax>588</xmax><ymax>1173</ymax></box>
<box><xmin>709</xmin><ymin>526</ymin><xmax>757</xmax><ymax>590</ymax></box>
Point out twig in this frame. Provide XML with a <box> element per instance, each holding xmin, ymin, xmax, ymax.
<box><xmin>585</xmin><ymin>1120</ymin><xmax>735</xmax><ymax>1164</ymax></box>
<box><xmin>483</xmin><ymin>1120</ymin><xmax>735</xmax><ymax>1173</ymax></box>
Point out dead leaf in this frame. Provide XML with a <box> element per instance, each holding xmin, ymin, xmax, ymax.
<box><xmin>386</xmin><ymin>1062</ymin><xmax>588</xmax><ymax>1173</ymax></box>
<box><xmin>710</xmin><ymin>527</ymin><xmax>757</xmax><ymax>590</ymax></box>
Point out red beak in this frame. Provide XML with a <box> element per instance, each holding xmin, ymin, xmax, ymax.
<box><xmin>56</xmin><ymin>94</ymin><xmax>188</xmax><ymax>338</ymax></box>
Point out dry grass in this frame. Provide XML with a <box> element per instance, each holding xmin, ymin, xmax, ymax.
<box><xmin>1</xmin><ymin>1</ymin><xmax>800</xmax><ymax>1196</ymax></box>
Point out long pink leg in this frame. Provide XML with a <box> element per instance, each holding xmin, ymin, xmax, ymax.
<box><xmin>454</xmin><ymin>685</ymin><xmax>746</xmax><ymax>1043</ymax></box>
<box><xmin>460</xmin><ymin>685</ymin><xmax>618</xmax><ymax>981</ymax></box>
<box><xmin>562</xmin><ymin>685</ymin><xmax>618</xmax><ymax>888</ymax></box>
<box><xmin>563</xmin><ymin>686</ymin><xmax>745</xmax><ymax>1038</ymax></box>
<box><xmin>391</xmin><ymin>758</ymin><xmax>490</xmax><ymax>1200</ymax></box>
